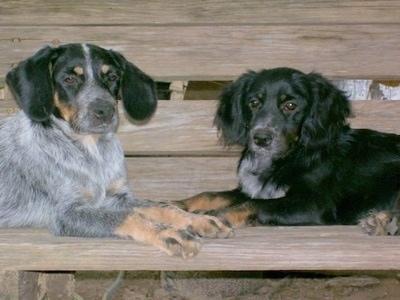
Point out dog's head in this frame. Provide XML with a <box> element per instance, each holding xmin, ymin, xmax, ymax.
<box><xmin>215</xmin><ymin>67</ymin><xmax>351</xmax><ymax>156</ymax></box>
<box><xmin>6</xmin><ymin>43</ymin><xmax>157</xmax><ymax>134</ymax></box>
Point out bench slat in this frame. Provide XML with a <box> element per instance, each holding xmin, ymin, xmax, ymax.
<box><xmin>126</xmin><ymin>156</ymin><xmax>238</xmax><ymax>201</ymax></box>
<box><xmin>0</xmin><ymin>227</ymin><xmax>397</xmax><ymax>271</ymax></box>
<box><xmin>1</xmin><ymin>24</ymin><xmax>400</xmax><ymax>80</ymax></box>
<box><xmin>0</xmin><ymin>99</ymin><xmax>399</xmax><ymax>155</ymax></box>
<box><xmin>123</xmin><ymin>99</ymin><xmax>400</xmax><ymax>153</ymax></box>
<box><xmin>2</xmin><ymin>0</ymin><xmax>400</xmax><ymax>26</ymax></box>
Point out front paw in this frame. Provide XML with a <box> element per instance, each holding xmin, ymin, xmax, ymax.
<box><xmin>189</xmin><ymin>214</ymin><xmax>234</xmax><ymax>239</ymax></box>
<box><xmin>115</xmin><ymin>214</ymin><xmax>204</xmax><ymax>259</ymax></box>
<box><xmin>205</xmin><ymin>202</ymin><xmax>256</xmax><ymax>228</ymax></box>
<box><xmin>359</xmin><ymin>211</ymin><xmax>400</xmax><ymax>236</ymax></box>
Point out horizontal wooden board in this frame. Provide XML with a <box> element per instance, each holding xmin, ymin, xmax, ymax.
<box><xmin>0</xmin><ymin>226</ymin><xmax>399</xmax><ymax>271</ymax></box>
<box><xmin>0</xmin><ymin>98</ymin><xmax>399</xmax><ymax>154</ymax></box>
<box><xmin>1</xmin><ymin>0</ymin><xmax>400</xmax><ymax>26</ymax></box>
<box><xmin>1</xmin><ymin>24</ymin><xmax>400</xmax><ymax>80</ymax></box>
<box><xmin>123</xmin><ymin>100</ymin><xmax>400</xmax><ymax>153</ymax></box>
<box><xmin>126</xmin><ymin>156</ymin><xmax>238</xmax><ymax>201</ymax></box>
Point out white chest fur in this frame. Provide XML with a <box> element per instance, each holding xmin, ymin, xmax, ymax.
<box><xmin>238</xmin><ymin>153</ymin><xmax>287</xmax><ymax>199</ymax></box>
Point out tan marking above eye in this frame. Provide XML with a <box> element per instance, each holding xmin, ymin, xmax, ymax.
<box><xmin>280</xmin><ymin>94</ymin><xmax>287</xmax><ymax>101</ymax></box>
<box><xmin>101</xmin><ymin>65</ymin><xmax>110</xmax><ymax>74</ymax></box>
<box><xmin>257</xmin><ymin>93</ymin><xmax>263</xmax><ymax>99</ymax></box>
<box><xmin>73</xmin><ymin>66</ymin><xmax>84</xmax><ymax>75</ymax></box>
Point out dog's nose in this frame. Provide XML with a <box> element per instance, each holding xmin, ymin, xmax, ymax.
<box><xmin>91</xmin><ymin>102</ymin><xmax>115</xmax><ymax>122</ymax></box>
<box><xmin>253</xmin><ymin>131</ymin><xmax>273</xmax><ymax>147</ymax></box>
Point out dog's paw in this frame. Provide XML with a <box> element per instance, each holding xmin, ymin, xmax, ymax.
<box><xmin>359</xmin><ymin>210</ymin><xmax>400</xmax><ymax>236</ymax></box>
<box><xmin>189</xmin><ymin>214</ymin><xmax>234</xmax><ymax>239</ymax></box>
<box><xmin>115</xmin><ymin>208</ymin><xmax>233</xmax><ymax>258</ymax></box>
<box><xmin>115</xmin><ymin>213</ymin><xmax>204</xmax><ymax>259</ymax></box>
<box><xmin>157</xmin><ymin>228</ymin><xmax>203</xmax><ymax>259</ymax></box>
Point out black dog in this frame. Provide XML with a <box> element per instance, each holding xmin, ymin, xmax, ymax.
<box><xmin>174</xmin><ymin>67</ymin><xmax>400</xmax><ymax>235</ymax></box>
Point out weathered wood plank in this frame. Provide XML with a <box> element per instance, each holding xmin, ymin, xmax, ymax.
<box><xmin>1</xmin><ymin>24</ymin><xmax>400</xmax><ymax>80</ymax></box>
<box><xmin>0</xmin><ymin>227</ymin><xmax>398</xmax><ymax>271</ymax></box>
<box><xmin>120</xmin><ymin>100</ymin><xmax>400</xmax><ymax>154</ymax></box>
<box><xmin>1</xmin><ymin>0</ymin><xmax>399</xmax><ymax>25</ymax></box>
<box><xmin>126</xmin><ymin>156</ymin><xmax>238</xmax><ymax>201</ymax></box>
<box><xmin>0</xmin><ymin>99</ymin><xmax>399</xmax><ymax>154</ymax></box>
<box><xmin>349</xmin><ymin>100</ymin><xmax>400</xmax><ymax>133</ymax></box>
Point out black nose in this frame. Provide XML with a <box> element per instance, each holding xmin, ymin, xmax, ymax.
<box><xmin>91</xmin><ymin>102</ymin><xmax>115</xmax><ymax>122</ymax></box>
<box><xmin>253</xmin><ymin>131</ymin><xmax>273</xmax><ymax>147</ymax></box>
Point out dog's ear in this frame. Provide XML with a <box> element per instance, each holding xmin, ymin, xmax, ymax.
<box><xmin>110</xmin><ymin>51</ymin><xmax>157</xmax><ymax>121</ymax></box>
<box><xmin>298</xmin><ymin>72</ymin><xmax>351</xmax><ymax>149</ymax></box>
<box><xmin>6</xmin><ymin>46</ymin><xmax>56</xmax><ymax>122</ymax></box>
<box><xmin>214</xmin><ymin>71</ymin><xmax>257</xmax><ymax>146</ymax></box>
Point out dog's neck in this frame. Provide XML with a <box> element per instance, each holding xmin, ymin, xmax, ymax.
<box><xmin>238</xmin><ymin>149</ymin><xmax>288</xmax><ymax>199</ymax></box>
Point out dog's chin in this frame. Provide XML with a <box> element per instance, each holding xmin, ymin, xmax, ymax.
<box><xmin>72</xmin><ymin>121</ymin><xmax>118</xmax><ymax>135</ymax></box>
<box><xmin>62</xmin><ymin>112</ymin><xmax>119</xmax><ymax>136</ymax></box>
<box><xmin>249</xmin><ymin>143</ymin><xmax>272</xmax><ymax>155</ymax></box>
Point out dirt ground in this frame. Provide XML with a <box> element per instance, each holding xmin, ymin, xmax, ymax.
<box><xmin>75</xmin><ymin>270</ymin><xmax>400</xmax><ymax>300</ymax></box>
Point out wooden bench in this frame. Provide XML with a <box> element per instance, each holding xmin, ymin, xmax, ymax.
<box><xmin>1</xmin><ymin>0</ymin><xmax>400</xmax><ymax>298</ymax></box>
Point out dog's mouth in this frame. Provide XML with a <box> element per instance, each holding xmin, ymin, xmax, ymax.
<box><xmin>71</xmin><ymin>109</ymin><xmax>119</xmax><ymax>135</ymax></box>
<box><xmin>89</xmin><ymin>105</ymin><xmax>118</xmax><ymax>132</ymax></box>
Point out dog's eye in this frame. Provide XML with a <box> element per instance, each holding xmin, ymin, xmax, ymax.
<box><xmin>64</xmin><ymin>75</ymin><xmax>77</xmax><ymax>84</ymax></box>
<box><xmin>249</xmin><ymin>98</ymin><xmax>262</xmax><ymax>109</ymax></box>
<box><xmin>107</xmin><ymin>74</ymin><xmax>118</xmax><ymax>82</ymax></box>
<box><xmin>284</xmin><ymin>102</ymin><xmax>297</xmax><ymax>111</ymax></box>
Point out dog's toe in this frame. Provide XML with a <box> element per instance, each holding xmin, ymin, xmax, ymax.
<box><xmin>159</xmin><ymin>228</ymin><xmax>203</xmax><ymax>259</ymax></box>
<box><xmin>360</xmin><ymin>211</ymin><xmax>400</xmax><ymax>236</ymax></box>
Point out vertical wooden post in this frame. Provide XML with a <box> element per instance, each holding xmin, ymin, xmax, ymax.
<box><xmin>0</xmin><ymin>271</ymin><xmax>75</xmax><ymax>300</ymax></box>
<box><xmin>169</xmin><ymin>81</ymin><xmax>188</xmax><ymax>101</ymax></box>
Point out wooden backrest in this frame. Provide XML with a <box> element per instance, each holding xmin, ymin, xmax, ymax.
<box><xmin>1</xmin><ymin>0</ymin><xmax>400</xmax><ymax>201</ymax></box>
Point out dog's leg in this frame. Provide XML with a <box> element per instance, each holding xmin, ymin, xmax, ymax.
<box><xmin>53</xmin><ymin>187</ymin><xmax>234</xmax><ymax>258</ymax></box>
<box><xmin>173</xmin><ymin>191</ymin><xmax>234</xmax><ymax>213</ymax></box>
<box><xmin>359</xmin><ymin>211</ymin><xmax>400</xmax><ymax>236</ymax></box>
<box><xmin>172</xmin><ymin>189</ymin><xmax>257</xmax><ymax>228</ymax></box>
<box><xmin>131</xmin><ymin>202</ymin><xmax>234</xmax><ymax>238</ymax></box>
<box><xmin>54</xmin><ymin>199</ymin><xmax>233</xmax><ymax>259</ymax></box>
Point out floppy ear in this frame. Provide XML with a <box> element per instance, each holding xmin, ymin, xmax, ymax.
<box><xmin>110</xmin><ymin>51</ymin><xmax>157</xmax><ymax>121</ymax></box>
<box><xmin>298</xmin><ymin>72</ymin><xmax>351</xmax><ymax>149</ymax></box>
<box><xmin>214</xmin><ymin>71</ymin><xmax>257</xmax><ymax>146</ymax></box>
<box><xmin>6</xmin><ymin>46</ymin><xmax>56</xmax><ymax>122</ymax></box>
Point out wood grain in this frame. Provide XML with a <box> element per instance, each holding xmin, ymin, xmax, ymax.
<box><xmin>1</xmin><ymin>24</ymin><xmax>399</xmax><ymax>80</ymax></box>
<box><xmin>126</xmin><ymin>156</ymin><xmax>238</xmax><ymax>201</ymax></box>
<box><xmin>0</xmin><ymin>226</ymin><xmax>398</xmax><ymax>271</ymax></box>
<box><xmin>0</xmin><ymin>99</ymin><xmax>399</xmax><ymax>154</ymax></box>
<box><xmin>1</xmin><ymin>0</ymin><xmax>399</xmax><ymax>25</ymax></box>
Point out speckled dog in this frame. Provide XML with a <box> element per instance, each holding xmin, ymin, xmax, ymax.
<box><xmin>2</xmin><ymin>43</ymin><xmax>232</xmax><ymax>258</ymax></box>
